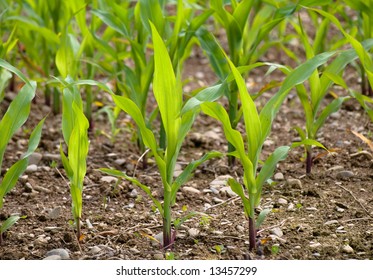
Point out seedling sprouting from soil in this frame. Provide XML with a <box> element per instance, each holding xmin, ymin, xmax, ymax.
<box><xmin>58</xmin><ymin>77</ymin><xmax>90</xmax><ymax>240</ymax></box>
<box><xmin>100</xmin><ymin>22</ymin><xmax>221</xmax><ymax>250</ymax></box>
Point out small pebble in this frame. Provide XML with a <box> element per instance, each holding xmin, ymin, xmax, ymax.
<box><xmin>236</xmin><ymin>225</ymin><xmax>245</xmax><ymax>233</ymax></box>
<box><xmin>336</xmin><ymin>170</ymin><xmax>354</xmax><ymax>180</ymax></box>
<box><xmin>114</xmin><ymin>159</ymin><xmax>126</xmax><ymax>166</ymax></box>
<box><xmin>188</xmin><ymin>228</ymin><xmax>200</xmax><ymax>238</ymax></box>
<box><xmin>25</xmin><ymin>164</ymin><xmax>38</xmax><ymax>173</ymax></box>
<box><xmin>212</xmin><ymin>197</ymin><xmax>224</xmax><ymax>204</ymax></box>
<box><xmin>45</xmin><ymin>248</ymin><xmax>70</xmax><ymax>260</ymax></box>
<box><xmin>341</xmin><ymin>244</ymin><xmax>354</xmax><ymax>254</ymax></box>
<box><xmin>89</xmin><ymin>246</ymin><xmax>101</xmax><ymax>255</ymax></box>
<box><xmin>274</xmin><ymin>172</ymin><xmax>284</xmax><ymax>181</ymax></box>
<box><xmin>306</xmin><ymin>207</ymin><xmax>318</xmax><ymax>211</ymax></box>
<box><xmin>271</xmin><ymin>227</ymin><xmax>284</xmax><ymax>238</ymax></box>
<box><xmin>100</xmin><ymin>176</ymin><xmax>118</xmax><ymax>183</ymax></box>
<box><xmin>219</xmin><ymin>187</ymin><xmax>237</xmax><ymax>197</ymax></box>
<box><xmin>309</xmin><ymin>242</ymin><xmax>321</xmax><ymax>248</ymax></box>
<box><xmin>129</xmin><ymin>189</ymin><xmax>138</xmax><ymax>198</ymax></box>
<box><xmin>153</xmin><ymin>253</ymin><xmax>164</xmax><ymax>260</ymax></box>
<box><xmin>324</xmin><ymin>220</ymin><xmax>339</xmax><ymax>226</ymax></box>
<box><xmin>182</xmin><ymin>186</ymin><xmax>201</xmax><ymax>195</ymax></box>
<box><xmin>210</xmin><ymin>175</ymin><xmax>233</xmax><ymax>189</ymax></box>
<box><xmin>130</xmin><ymin>248</ymin><xmax>140</xmax><ymax>254</ymax></box>
<box><xmin>278</xmin><ymin>198</ymin><xmax>288</xmax><ymax>205</ymax></box>
<box><xmin>286</xmin><ymin>178</ymin><xmax>302</xmax><ymax>188</ymax></box>
<box><xmin>43</xmin><ymin>255</ymin><xmax>62</xmax><ymax>260</ymax></box>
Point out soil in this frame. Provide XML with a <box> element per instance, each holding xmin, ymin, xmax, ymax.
<box><xmin>1</xmin><ymin>43</ymin><xmax>373</xmax><ymax>261</ymax></box>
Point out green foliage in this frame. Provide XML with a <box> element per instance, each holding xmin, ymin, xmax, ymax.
<box><xmin>201</xmin><ymin>47</ymin><xmax>290</xmax><ymax>250</ymax></box>
<box><xmin>0</xmin><ymin>63</ymin><xmax>45</xmax><ymax>243</ymax></box>
<box><xmin>58</xmin><ymin>77</ymin><xmax>89</xmax><ymax>238</ymax></box>
<box><xmin>101</xmin><ymin>22</ymin><xmax>221</xmax><ymax>248</ymax></box>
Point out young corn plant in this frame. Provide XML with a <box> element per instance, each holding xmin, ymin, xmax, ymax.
<box><xmin>199</xmin><ymin>55</ymin><xmax>290</xmax><ymax>252</ymax></box>
<box><xmin>288</xmin><ymin>8</ymin><xmax>373</xmax><ymax>173</ymax></box>
<box><xmin>101</xmin><ymin>23</ymin><xmax>221</xmax><ymax>249</ymax></box>
<box><xmin>58</xmin><ymin>77</ymin><xmax>89</xmax><ymax>240</ymax></box>
<box><xmin>0</xmin><ymin>59</ymin><xmax>45</xmax><ymax>245</ymax></box>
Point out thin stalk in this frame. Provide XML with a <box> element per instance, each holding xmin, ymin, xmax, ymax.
<box><xmin>248</xmin><ymin>196</ymin><xmax>256</xmax><ymax>251</ymax></box>
<box><xmin>45</xmin><ymin>84</ymin><xmax>51</xmax><ymax>107</ymax></box>
<box><xmin>248</xmin><ymin>217</ymin><xmax>256</xmax><ymax>251</ymax></box>
<box><xmin>306</xmin><ymin>147</ymin><xmax>312</xmax><ymax>174</ymax></box>
<box><xmin>162</xmin><ymin>190</ymin><xmax>172</xmax><ymax>249</ymax></box>
<box><xmin>52</xmin><ymin>87</ymin><xmax>60</xmax><ymax>114</ymax></box>
<box><xmin>75</xmin><ymin>216</ymin><xmax>81</xmax><ymax>240</ymax></box>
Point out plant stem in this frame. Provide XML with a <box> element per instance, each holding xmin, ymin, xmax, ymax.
<box><xmin>162</xmin><ymin>191</ymin><xmax>172</xmax><ymax>249</ymax></box>
<box><xmin>52</xmin><ymin>87</ymin><xmax>60</xmax><ymax>115</ymax></box>
<box><xmin>306</xmin><ymin>148</ymin><xmax>312</xmax><ymax>174</ymax></box>
<box><xmin>76</xmin><ymin>217</ymin><xmax>81</xmax><ymax>241</ymax></box>
<box><xmin>248</xmin><ymin>217</ymin><xmax>256</xmax><ymax>251</ymax></box>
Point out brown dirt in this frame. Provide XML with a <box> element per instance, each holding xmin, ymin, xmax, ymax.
<box><xmin>1</xmin><ymin>45</ymin><xmax>373</xmax><ymax>260</ymax></box>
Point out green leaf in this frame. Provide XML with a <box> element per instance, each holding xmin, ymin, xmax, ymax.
<box><xmin>59</xmin><ymin>143</ymin><xmax>73</xmax><ymax>181</ymax></box>
<box><xmin>200</xmin><ymin>101</ymin><xmax>256</xmax><ymax>194</ymax></box>
<box><xmin>182</xmin><ymin>83</ymin><xmax>228</xmax><ymax>114</ymax></box>
<box><xmin>111</xmin><ymin>95</ymin><xmax>167</xmax><ymax>182</ymax></box>
<box><xmin>150</xmin><ymin>21</ymin><xmax>182</xmax><ymax>181</ymax></box>
<box><xmin>0</xmin><ymin>81</ymin><xmax>36</xmax><ymax>173</ymax></box>
<box><xmin>0</xmin><ymin>215</ymin><xmax>20</xmax><ymax>233</ymax></box>
<box><xmin>255</xmin><ymin>146</ymin><xmax>290</xmax><ymax>206</ymax></box>
<box><xmin>22</xmin><ymin>117</ymin><xmax>46</xmax><ymax>159</ymax></box>
<box><xmin>171</xmin><ymin>151</ymin><xmax>223</xmax><ymax>202</ymax></box>
<box><xmin>56</xmin><ymin>30</ymin><xmax>76</xmax><ymax>78</ymax></box>
<box><xmin>0</xmin><ymin>69</ymin><xmax>12</xmax><ymax>102</ymax></box>
<box><xmin>227</xmin><ymin>178</ymin><xmax>251</xmax><ymax>218</ymax></box>
<box><xmin>0</xmin><ymin>159</ymin><xmax>28</xmax><ymax>207</ymax></box>
<box><xmin>68</xmin><ymin>102</ymin><xmax>89</xmax><ymax>192</ymax></box>
<box><xmin>256</xmin><ymin>208</ymin><xmax>271</xmax><ymax>229</ymax></box>
<box><xmin>225</xmin><ymin>52</ymin><xmax>262</xmax><ymax>164</ymax></box>
<box><xmin>91</xmin><ymin>9</ymin><xmax>129</xmax><ymax>37</ymax></box>
<box><xmin>260</xmin><ymin>51</ymin><xmax>337</xmax><ymax>143</ymax></box>
<box><xmin>0</xmin><ymin>59</ymin><xmax>31</xmax><ymax>87</ymax></box>
<box><xmin>312</xmin><ymin>96</ymin><xmax>350</xmax><ymax>136</ymax></box>
<box><xmin>291</xmin><ymin>139</ymin><xmax>327</xmax><ymax>150</ymax></box>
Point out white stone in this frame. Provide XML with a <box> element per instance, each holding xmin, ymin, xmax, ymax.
<box><xmin>25</xmin><ymin>164</ymin><xmax>38</xmax><ymax>173</ymax></box>
<box><xmin>182</xmin><ymin>186</ymin><xmax>201</xmax><ymax>195</ymax></box>
<box><xmin>342</xmin><ymin>244</ymin><xmax>354</xmax><ymax>254</ymax></box>
<box><xmin>100</xmin><ymin>176</ymin><xmax>118</xmax><ymax>183</ymax></box>
<box><xmin>188</xmin><ymin>228</ymin><xmax>200</xmax><ymax>238</ymax></box>
<box><xmin>274</xmin><ymin>172</ymin><xmax>284</xmax><ymax>181</ymax></box>
<box><xmin>278</xmin><ymin>198</ymin><xmax>288</xmax><ymax>205</ymax></box>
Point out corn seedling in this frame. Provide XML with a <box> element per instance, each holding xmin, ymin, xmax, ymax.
<box><xmin>199</xmin><ymin>49</ymin><xmax>290</xmax><ymax>251</ymax></box>
<box><xmin>0</xmin><ymin>59</ymin><xmax>45</xmax><ymax>245</ymax></box>
<box><xmin>58</xmin><ymin>77</ymin><xmax>90</xmax><ymax>240</ymax></box>
<box><xmin>100</xmin><ymin>23</ymin><xmax>221</xmax><ymax>249</ymax></box>
<box><xmin>288</xmin><ymin>8</ymin><xmax>373</xmax><ymax>173</ymax></box>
